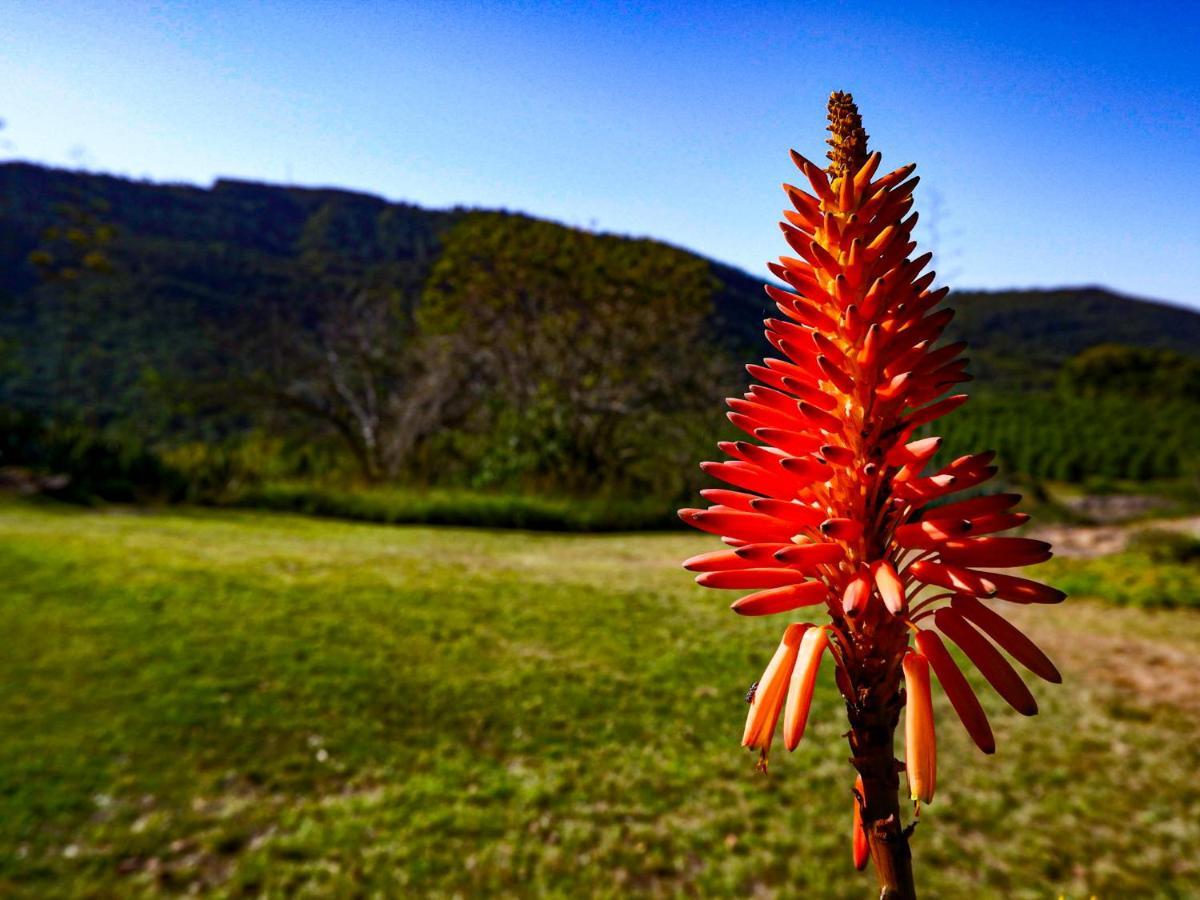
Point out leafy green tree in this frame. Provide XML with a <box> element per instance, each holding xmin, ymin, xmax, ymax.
<box><xmin>419</xmin><ymin>212</ymin><xmax>730</xmax><ymax>491</ymax></box>
<box><xmin>1059</xmin><ymin>343</ymin><xmax>1200</xmax><ymax>400</ymax></box>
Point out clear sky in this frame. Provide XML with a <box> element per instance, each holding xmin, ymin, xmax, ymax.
<box><xmin>2</xmin><ymin>1</ymin><xmax>1198</xmax><ymax>309</ymax></box>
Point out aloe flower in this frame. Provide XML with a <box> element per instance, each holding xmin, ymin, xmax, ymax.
<box><xmin>679</xmin><ymin>91</ymin><xmax>1063</xmax><ymax>898</ymax></box>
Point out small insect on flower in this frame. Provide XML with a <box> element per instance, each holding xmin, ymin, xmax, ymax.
<box><xmin>679</xmin><ymin>91</ymin><xmax>1064</xmax><ymax>899</ymax></box>
<box><xmin>745</xmin><ymin>681</ymin><xmax>759</xmax><ymax>704</ymax></box>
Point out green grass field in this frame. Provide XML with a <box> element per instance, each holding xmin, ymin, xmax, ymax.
<box><xmin>2</xmin><ymin>501</ymin><xmax>1199</xmax><ymax>898</ymax></box>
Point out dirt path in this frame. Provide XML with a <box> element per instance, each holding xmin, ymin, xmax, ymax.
<box><xmin>1029</xmin><ymin>516</ymin><xmax>1200</xmax><ymax>559</ymax></box>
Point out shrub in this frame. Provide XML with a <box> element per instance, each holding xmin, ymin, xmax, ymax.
<box><xmin>1127</xmin><ymin>528</ymin><xmax>1200</xmax><ymax>565</ymax></box>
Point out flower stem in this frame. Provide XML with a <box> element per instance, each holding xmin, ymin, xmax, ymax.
<box><xmin>846</xmin><ymin>622</ymin><xmax>917</xmax><ymax>899</ymax></box>
<box><xmin>857</xmin><ymin>732</ymin><xmax>915</xmax><ymax>899</ymax></box>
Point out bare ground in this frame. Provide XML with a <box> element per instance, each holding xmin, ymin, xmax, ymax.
<box><xmin>1002</xmin><ymin>592</ymin><xmax>1200</xmax><ymax>719</ymax></box>
<box><xmin>1029</xmin><ymin>516</ymin><xmax>1200</xmax><ymax>559</ymax></box>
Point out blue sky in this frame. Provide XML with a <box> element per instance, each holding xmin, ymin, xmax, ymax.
<box><xmin>2</xmin><ymin>1</ymin><xmax>1198</xmax><ymax>309</ymax></box>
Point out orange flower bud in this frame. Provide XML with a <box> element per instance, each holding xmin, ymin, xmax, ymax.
<box><xmin>950</xmin><ymin>594</ymin><xmax>1061</xmax><ymax>684</ymax></box>
<box><xmin>784</xmin><ymin>626</ymin><xmax>829</xmax><ymax>750</ymax></box>
<box><xmin>903</xmin><ymin>650</ymin><xmax>937</xmax><ymax>803</ymax></box>
<box><xmin>743</xmin><ymin>624</ymin><xmax>809</xmax><ymax>769</ymax></box>
<box><xmin>841</xmin><ymin>570</ymin><xmax>872</xmax><ymax>617</ymax></box>
<box><xmin>933</xmin><ymin>608</ymin><xmax>1038</xmax><ymax>716</ymax></box>
<box><xmin>871</xmin><ymin>560</ymin><xmax>906</xmax><ymax>615</ymax></box>
<box><xmin>681</xmin><ymin>549</ymin><xmax>760</xmax><ymax>572</ymax></box>
<box><xmin>731</xmin><ymin>581</ymin><xmax>829</xmax><ymax>616</ymax></box>
<box><xmin>852</xmin><ymin>775</ymin><xmax>870</xmax><ymax>871</ymax></box>
<box><xmin>937</xmin><ymin>537</ymin><xmax>1052</xmax><ymax>568</ymax></box>
<box><xmin>914</xmin><ymin>629</ymin><xmax>995</xmax><ymax>754</ymax></box>
<box><xmin>821</xmin><ymin>517</ymin><xmax>864</xmax><ymax>541</ymax></box>
<box><xmin>696</xmin><ymin>568</ymin><xmax>812</xmax><ymax>590</ymax></box>
<box><xmin>772</xmin><ymin>541</ymin><xmax>845</xmax><ymax>567</ymax></box>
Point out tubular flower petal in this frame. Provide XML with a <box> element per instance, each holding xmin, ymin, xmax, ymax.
<box><xmin>872</xmin><ymin>560</ymin><xmax>906</xmax><ymax>615</ymax></box>
<box><xmin>697</xmin><ymin>568</ymin><xmax>813</xmax><ymax>590</ymax></box>
<box><xmin>677</xmin><ymin>92</ymin><xmax>1062</xmax><ymax>890</ymax></box>
<box><xmin>732</xmin><ymin>542</ymin><xmax>795</xmax><ymax>562</ymax></box>
<box><xmin>979</xmin><ymin>571</ymin><xmax>1067</xmax><ymax>605</ymax></box>
<box><xmin>743</xmin><ymin>623</ymin><xmax>809</xmax><ymax>770</ymax></box>
<box><xmin>902</xmin><ymin>651</ymin><xmax>937</xmax><ymax>803</ymax></box>
<box><xmin>949</xmin><ymin>595</ymin><xmax>1061</xmax><ymax>684</ymax></box>
<box><xmin>682</xmin><ymin>549</ymin><xmax>762</xmax><ymax>572</ymax></box>
<box><xmin>908</xmin><ymin>560</ymin><xmax>997</xmax><ymax>598</ymax></box>
<box><xmin>731</xmin><ymin>581</ymin><xmax>829</xmax><ymax>616</ymax></box>
<box><xmin>784</xmin><ymin>626</ymin><xmax>829</xmax><ymax>750</ymax></box>
<box><xmin>914</xmin><ymin>630</ymin><xmax>995</xmax><ymax>754</ymax></box>
<box><xmin>936</xmin><ymin>537</ymin><xmax>1052</xmax><ymax>568</ymax></box>
<box><xmin>841</xmin><ymin>569</ymin><xmax>872</xmax><ymax>618</ymax></box>
<box><xmin>852</xmin><ymin>775</ymin><xmax>870</xmax><ymax>871</ymax></box>
<box><xmin>821</xmin><ymin>517</ymin><xmax>864</xmax><ymax>541</ymax></box>
<box><xmin>933</xmin><ymin>608</ymin><xmax>1038</xmax><ymax>715</ymax></box>
<box><xmin>773</xmin><ymin>541</ymin><xmax>846</xmax><ymax>567</ymax></box>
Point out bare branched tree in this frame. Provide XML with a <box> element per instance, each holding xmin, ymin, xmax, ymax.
<box><xmin>267</xmin><ymin>285</ymin><xmax>468</xmax><ymax>481</ymax></box>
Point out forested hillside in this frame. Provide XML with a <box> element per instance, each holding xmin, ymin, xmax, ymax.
<box><xmin>944</xmin><ymin>287</ymin><xmax>1200</xmax><ymax>387</ymax></box>
<box><xmin>1</xmin><ymin>162</ymin><xmax>1196</xmax><ymax>508</ymax></box>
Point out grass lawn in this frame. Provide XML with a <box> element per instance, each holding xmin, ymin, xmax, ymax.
<box><xmin>1</xmin><ymin>501</ymin><xmax>1198</xmax><ymax>897</ymax></box>
<box><xmin>1039</xmin><ymin>552</ymin><xmax>1200</xmax><ymax>610</ymax></box>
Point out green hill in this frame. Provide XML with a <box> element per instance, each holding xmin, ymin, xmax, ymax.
<box><xmin>944</xmin><ymin>287</ymin><xmax>1200</xmax><ymax>387</ymax></box>
<box><xmin>0</xmin><ymin>161</ymin><xmax>1196</xmax><ymax>502</ymax></box>
<box><xmin>3</xmin><ymin>162</ymin><xmax>1195</xmax><ymax>377</ymax></box>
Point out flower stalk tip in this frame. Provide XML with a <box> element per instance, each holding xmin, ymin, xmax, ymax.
<box><xmin>826</xmin><ymin>91</ymin><xmax>869</xmax><ymax>180</ymax></box>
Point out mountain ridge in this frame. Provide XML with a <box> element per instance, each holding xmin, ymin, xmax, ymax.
<box><xmin>3</xmin><ymin>160</ymin><xmax>1197</xmax><ymax>336</ymax></box>
<box><xmin>2</xmin><ymin>159</ymin><xmax>1197</xmax><ymax>408</ymax></box>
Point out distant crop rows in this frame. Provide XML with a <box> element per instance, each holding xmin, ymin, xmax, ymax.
<box><xmin>933</xmin><ymin>391</ymin><xmax>1198</xmax><ymax>483</ymax></box>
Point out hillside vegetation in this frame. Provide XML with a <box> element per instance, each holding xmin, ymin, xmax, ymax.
<box><xmin>1</xmin><ymin>163</ymin><xmax>1197</xmax><ymax>513</ymax></box>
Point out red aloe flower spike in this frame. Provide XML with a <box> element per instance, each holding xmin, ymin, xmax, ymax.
<box><xmin>678</xmin><ymin>91</ymin><xmax>1062</xmax><ymax>898</ymax></box>
<box><xmin>902</xmin><ymin>650</ymin><xmax>936</xmax><ymax>803</ymax></box>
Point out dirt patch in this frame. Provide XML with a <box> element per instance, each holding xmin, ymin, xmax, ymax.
<box><xmin>1029</xmin><ymin>517</ymin><xmax>1200</xmax><ymax>560</ymax></box>
<box><xmin>1059</xmin><ymin>493</ymin><xmax>1170</xmax><ymax>523</ymax></box>
<box><xmin>1003</xmin><ymin>602</ymin><xmax>1200</xmax><ymax>719</ymax></box>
